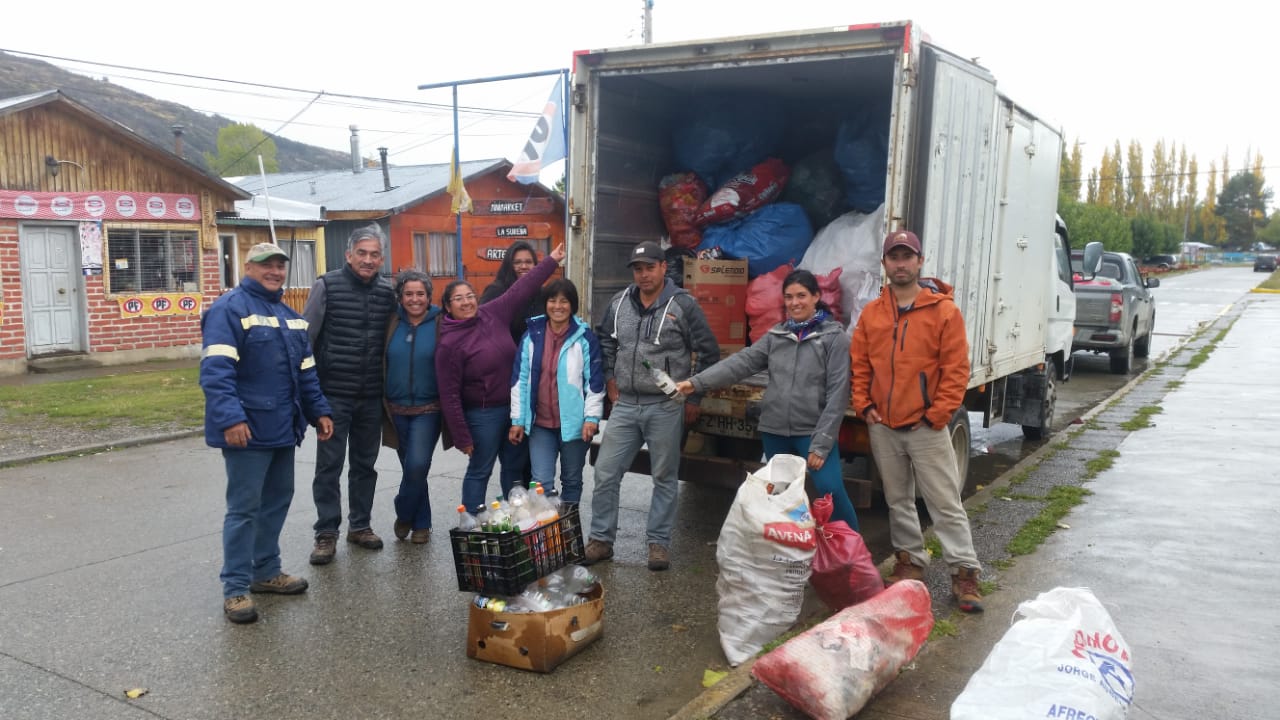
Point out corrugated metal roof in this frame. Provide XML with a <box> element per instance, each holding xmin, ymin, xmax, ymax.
<box><xmin>232</xmin><ymin>195</ymin><xmax>324</xmax><ymax>222</ymax></box>
<box><xmin>229</xmin><ymin>158</ymin><xmax>510</xmax><ymax>214</ymax></box>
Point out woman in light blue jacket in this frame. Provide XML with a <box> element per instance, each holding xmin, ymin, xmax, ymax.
<box><xmin>509</xmin><ymin>279</ymin><xmax>606</xmax><ymax>506</ymax></box>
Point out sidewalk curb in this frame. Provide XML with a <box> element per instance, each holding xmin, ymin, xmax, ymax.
<box><xmin>0</xmin><ymin>429</ymin><xmax>202</xmax><ymax>469</ymax></box>
<box><xmin>666</xmin><ymin>306</ymin><xmax>1224</xmax><ymax>720</ymax></box>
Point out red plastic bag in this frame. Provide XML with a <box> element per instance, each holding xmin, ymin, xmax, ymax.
<box><xmin>816</xmin><ymin>266</ymin><xmax>843</xmax><ymax>324</ymax></box>
<box><xmin>751</xmin><ymin>580</ymin><xmax>934</xmax><ymax>720</ymax></box>
<box><xmin>809</xmin><ymin>493</ymin><xmax>883</xmax><ymax>611</ymax></box>
<box><xmin>694</xmin><ymin>157</ymin><xmax>791</xmax><ymax>227</ymax></box>
<box><xmin>658</xmin><ymin>172</ymin><xmax>708</xmax><ymax>250</ymax></box>
<box><xmin>745</xmin><ymin>264</ymin><xmax>790</xmax><ymax>343</ymax></box>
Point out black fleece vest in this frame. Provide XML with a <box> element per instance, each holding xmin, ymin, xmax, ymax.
<box><xmin>314</xmin><ymin>266</ymin><xmax>395</xmax><ymax>398</ymax></box>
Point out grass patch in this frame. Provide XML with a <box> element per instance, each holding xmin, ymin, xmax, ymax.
<box><xmin>929</xmin><ymin>616</ymin><xmax>960</xmax><ymax>640</ymax></box>
<box><xmin>978</xmin><ymin>580</ymin><xmax>997</xmax><ymax>596</ymax></box>
<box><xmin>1006</xmin><ymin>485</ymin><xmax>1091</xmax><ymax>556</ymax></box>
<box><xmin>1007</xmin><ymin>464</ymin><xmax>1037</xmax><ymax>487</ymax></box>
<box><xmin>992</xmin><ymin>557</ymin><xmax>1014</xmax><ymax>571</ymax></box>
<box><xmin>0</xmin><ymin>369</ymin><xmax>203</xmax><ymax>428</ymax></box>
<box><xmin>1165</xmin><ymin>380</ymin><xmax>1183</xmax><ymax>389</ymax></box>
<box><xmin>760</xmin><ymin>615</ymin><xmax>826</xmax><ymax>654</ymax></box>
<box><xmin>1083</xmin><ymin>418</ymin><xmax>1104</xmax><ymax>431</ymax></box>
<box><xmin>1120</xmin><ymin>405</ymin><xmax>1162</xmax><ymax>431</ymax></box>
<box><xmin>1083</xmin><ymin>449</ymin><xmax>1120</xmax><ymax>479</ymax></box>
<box><xmin>1259</xmin><ymin>271</ymin><xmax>1280</xmax><ymax>291</ymax></box>
<box><xmin>925</xmin><ymin>536</ymin><xmax>943</xmax><ymax>560</ymax></box>
<box><xmin>1053</xmin><ymin>440</ymin><xmax>1070</xmax><ymax>451</ymax></box>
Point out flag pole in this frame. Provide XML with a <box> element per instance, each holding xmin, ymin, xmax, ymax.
<box><xmin>452</xmin><ymin>84</ymin><xmax>463</xmax><ymax>280</ymax></box>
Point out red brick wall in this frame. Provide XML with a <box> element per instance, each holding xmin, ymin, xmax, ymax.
<box><xmin>0</xmin><ymin>219</ymin><xmax>23</xmax><ymax>360</ymax></box>
<box><xmin>0</xmin><ymin>219</ymin><xmax>224</xmax><ymax>360</ymax></box>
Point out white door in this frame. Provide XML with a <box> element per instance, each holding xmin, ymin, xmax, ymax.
<box><xmin>20</xmin><ymin>225</ymin><xmax>85</xmax><ymax>355</ymax></box>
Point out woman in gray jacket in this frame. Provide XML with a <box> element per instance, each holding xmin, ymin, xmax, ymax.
<box><xmin>676</xmin><ymin>269</ymin><xmax>857</xmax><ymax>529</ymax></box>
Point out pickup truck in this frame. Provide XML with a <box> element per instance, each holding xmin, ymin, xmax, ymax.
<box><xmin>1070</xmin><ymin>250</ymin><xmax>1159</xmax><ymax>374</ymax></box>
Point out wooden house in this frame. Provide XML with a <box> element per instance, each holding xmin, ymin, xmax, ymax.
<box><xmin>233</xmin><ymin>154</ymin><xmax>565</xmax><ymax>305</ymax></box>
<box><xmin>0</xmin><ymin>90</ymin><xmax>255</xmax><ymax>375</ymax></box>
<box><xmin>217</xmin><ymin>196</ymin><xmax>327</xmax><ymax>313</ymax></box>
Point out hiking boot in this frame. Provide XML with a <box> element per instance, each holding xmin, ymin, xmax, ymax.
<box><xmin>410</xmin><ymin>528</ymin><xmax>431</xmax><ymax>544</ymax></box>
<box><xmin>309</xmin><ymin>535</ymin><xmax>337</xmax><ymax>565</ymax></box>
<box><xmin>223</xmin><ymin>595</ymin><xmax>258</xmax><ymax>624</ymax></box>
<box><xmin>952</xmin><ymin>567</ymin><xmax>985</xmax><ymax>613</ymax></box>
<box><xmin>582</xmin><ymin>539</ymin><xmax>614</xmax><ymax>566</ymax></box>
<box><xmin>887</xmin><ymin>551</ymin><xmax>925</xmax><ymax>585</ymax></box>
<box><xmin>250</xmin><ymin>573</ymin><xmax>309</xmax><ymax>595</ymax></box>
<box><xmin>647</xmin><ymin>543</ymin><xmax>670</xmax><ymax>572</ymax></box>
<box><xmin>393</xmin><ymin>520</ymin><xmax>411</xmax><ymax>540</ymax></box>
<box><xmin>347</xmin><ymin>528</ymin><xmax>384</xmax><ymax>550</ymax></box>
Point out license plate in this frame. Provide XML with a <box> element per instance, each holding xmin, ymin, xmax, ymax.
<box><xmin>695</xmin><ymin>413</ymin><xmax>758</xmax><ymax>439</ymax></box>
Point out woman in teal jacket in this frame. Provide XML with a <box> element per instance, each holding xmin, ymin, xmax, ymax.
<box><xmin>508</xmin><ymin>279</ymin><xmax>605</xmax><ymax>506</ymax></box>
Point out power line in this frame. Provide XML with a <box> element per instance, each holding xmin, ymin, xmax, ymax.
<box><xmin>212</xmin><ymin>92</ymin><xmax>324</xmax><ymax>175</ymax></box>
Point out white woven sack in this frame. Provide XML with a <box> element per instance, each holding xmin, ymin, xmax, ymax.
<box><xmin>715</xmin><ymin>454</ymin><xmax>816</xmax><ymax>666</ymax></box>
<box><xmin>951</xmin><ymin>586</ymin><xmax>1135</xmax><ymax>719</ymax></box>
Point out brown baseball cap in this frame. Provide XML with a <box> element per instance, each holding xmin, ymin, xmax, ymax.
<box><xmin>883</xmin><ymin>230</ymin><xmax>922</xmax><ymax>256</ymax></box>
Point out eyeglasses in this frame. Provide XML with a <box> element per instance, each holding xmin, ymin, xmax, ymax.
<box><xmin>451</xmin><ymin>293</ymin><xmax>477</xmax><ymax>303</ymax></box>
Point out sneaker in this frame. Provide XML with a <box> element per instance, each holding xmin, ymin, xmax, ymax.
<box><xmin>647</xmin><ymin>543</ymin><xmax>670</xmax><ymax>572</ymax></box>
<box><xmin>582</xmin><ymin>539</ymin><xmax>614</xmax><ymax>566</ymax></box>
<box><xmin>887</xmin><ymin>550</ymin><xmax>925</xmax><ymax>585</ymax></box>
<box><xmin>410</xmin><ymin>528</ymin><xmax>431</xmax><ymax>544</ymax></box>
<box><xmin>347</xmin><ymin>528</ymin><xmax>384</xmax><ymax>550</ymax></box>
<box><xmin>309</xmin><ymin>535</ymin><xmax>337</xmax><ymax>565</ymax></box>
<box><xmin>250</xmin><ymin>573</ymin><xmax>309</xmax><ymax>595</ymax></box>
<box><xmin>952</xmin><ymin>567</ymin><xmax>984</xmax><ymax>613</ymax></box>
<box><xmin>393</xmin><ymin>520</ymin><xmax>411</xmax><ymax>540</ymax></box>
<box><xmin>223</xmin><ymin>595</ymin><xmax>258</xmax><ymax>624</ymax></box>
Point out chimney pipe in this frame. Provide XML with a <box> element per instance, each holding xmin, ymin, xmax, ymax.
<box><xmin>378</xmin><ymin>147</ymin><xmax>391</xmax><ymax>192</ymax></box>
<box><xmin>171</xmin><ymin>123</ymin><xmax>185</xmax><ymax>157</ymax></box>
<box><xmin>350</xmin><ymin>125</ymin><xmax>363</xmax><ymax>173</ymax></box>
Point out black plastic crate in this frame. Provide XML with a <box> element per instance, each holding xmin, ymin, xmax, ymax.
<box><xmin>450</xmin><ymin>505</ymin><xmax>585</xmax><ymax>595</ymax></box>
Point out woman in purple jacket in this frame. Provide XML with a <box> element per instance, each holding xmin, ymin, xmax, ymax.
<box><xmin>437</xmin><ymin>243</ymin><xmax>565</xmax><ymax>512</ymax></box>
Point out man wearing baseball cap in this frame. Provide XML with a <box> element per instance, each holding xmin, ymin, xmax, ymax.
<box><xmin>584</xmin><ymin>240</ymin><xmax>720</xmax><ymax>571</ymax></box>
<box><xmin>850</xmin><ymin>230</ymin><xmax>985</xmax><ymax>613</ymax></box>
<box><xmin>201</xmin><ymin>242</ymin><xmax>334</xmax><ymax>624</ymax></box>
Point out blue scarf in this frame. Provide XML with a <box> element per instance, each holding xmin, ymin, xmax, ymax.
<box><xmin>786</xmin><ymin>308</ymin><xmax>830</xmax><ymax>340</ymax></box>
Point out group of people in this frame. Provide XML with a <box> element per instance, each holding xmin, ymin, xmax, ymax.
<box><xmin>200</xmin><ymin>223</ymin><xmax>985</xmax><ymax>626</ymax></box>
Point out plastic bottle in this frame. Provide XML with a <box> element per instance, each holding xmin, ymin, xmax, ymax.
<box><xmin>457</xmin><ymin>505</ymin><xmax>484</xmax><ymax>589</ymax></box>
<box><xmin>641</xmin><ymin>359</ymin><xmax>682</xmax><ymax>400</ymax></box>
<box><xmin>456</xmin><ymin>504</ymin><xmax>478</xmax><ymax>531</ymax></box>
<box><xmin>534</xmin><ymin>485</ymin><xmax>563</xmax><ymax>557</ymax></box>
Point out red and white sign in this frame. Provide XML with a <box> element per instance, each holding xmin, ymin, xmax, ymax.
<box><xmin>0</xmin><ymin>191</ymin><xmax>201</xmax><ymax>221</ymax></box>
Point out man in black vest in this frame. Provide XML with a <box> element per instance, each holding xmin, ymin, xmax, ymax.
<box><xmin>303</xmin><ymin>224</ymin><xmax>397</xmax><ymax>565</ymax></box>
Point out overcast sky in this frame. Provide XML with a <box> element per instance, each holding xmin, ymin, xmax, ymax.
<box><xmin>3</xmin><ymin>0</ymin><xmax>1273</xmax><ymax>198</ymax></box>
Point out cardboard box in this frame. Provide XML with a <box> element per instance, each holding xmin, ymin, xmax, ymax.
<box><xmin>466</xmin><ymin>584</ymin><xmax>604</xmax><ymax>672</ymax></box>
<box><xmin>683</xmin><ymin>258</ymin><xmax>748</xmax><ymax>354</ymax></box>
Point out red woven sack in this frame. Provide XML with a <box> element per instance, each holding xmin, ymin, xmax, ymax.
<box><xmin>658</xmin><ymin>172</ymin><xmax>709</xmax><ymax>250</ymax></box>
<box><xmin>694</xmin><ymin>157</ymin><xmax>791</xmax><ymax>227</ymax></box>
<box><xmin>809</xmin><ymin>493</ymin><xmax>884</xmax><ymax>610</ymax></box>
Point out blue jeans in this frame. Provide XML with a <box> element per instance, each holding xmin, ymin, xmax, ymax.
<box><xmin>589</xmin><ymin>400</ymin><xmax>684</xmax><ymax>547</ymax></box>
<box><xmin>761</xmin><ymin>432</ymin><xmax>859</xmax><ymax>531</ymax></box>
<box><xmin>392</xmin><ymin>412</ymin><xmax>441</xmax><ymax>531</ymax></box>
<box><xmin>500</xmin><ymin>418</ymin><xmax>533</xmax><ymax>495</ymax></box>
<box><xmin>312</xmin><ymin>394</ymin><xmax>383</xmax><ymax>537</ymax></box>
<box><xmin>221</xmin><ymin>447</ymin><xmax>295</xmax><ymax>598</ymax></box>
<box><xmin>461</xmin><ymin>405</ymin><xmax>511</xmax><ymax>512</ymax></box>
<box><xmin>528</xmin><ymin>425</ymin><xmax>589</xmax><ymax>505</ymax></box>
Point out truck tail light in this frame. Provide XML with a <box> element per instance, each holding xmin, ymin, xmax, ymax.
<box><xmin>1109</xmin><ymin>293</ymin><xmax>1122</xmax><ymax>323</ymax></box>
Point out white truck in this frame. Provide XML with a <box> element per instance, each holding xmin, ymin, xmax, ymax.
<box><xmin>566</xmin><ymin>21</ymin><xmax>1097</xmax><ymax>498</ymax></box>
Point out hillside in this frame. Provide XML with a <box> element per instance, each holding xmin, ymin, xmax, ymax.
<box><xmin>0</xmin><ymin>51</ymin><xmax>351</xmax><ymax>174</ymax></box>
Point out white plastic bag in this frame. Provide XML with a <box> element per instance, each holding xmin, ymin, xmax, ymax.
<box><xmin>799</xmin><ymin>205</ymin><xmax>885</xmax><ymax>331</ymax></box>
<box><xmin>951</xmin><ymin>587</ymin><xmax>1135</xmax><ymax>720</ymax></box>
<box><xmin>715</xmin><ymin>454</ymin><xmax>816</xmax><ymax>666</ymax></box>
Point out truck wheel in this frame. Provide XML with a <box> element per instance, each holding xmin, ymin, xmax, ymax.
<box><xmin>947</xmin><ymin>408</ymin><xmax>971</xmax><ymax>494</ymax></box>
<box><xmin>1109</xmin><ymin>337</ymin><xmax>1133</xmax><ymax>374</ymax></box>
<box><xmin>1134</xmin><ymin>314</ymin><xmax>1153</xmax><ymax>358</ymax></box>
<box><xmin>1021</xmin><ymin>366</ymin><xmax>1056</xmax><ymax>441</ymax></box>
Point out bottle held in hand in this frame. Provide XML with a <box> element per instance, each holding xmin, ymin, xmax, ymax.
<box><xmin>642</xmin><ymin>359</ymin><xmax>681</xmax><ymax>400</ymax></box>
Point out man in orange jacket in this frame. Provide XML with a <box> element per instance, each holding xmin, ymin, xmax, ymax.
<box><xmin>850</xmin><ymin>230</ymin><xmax>983</xmax><ymax>613</ymax></box>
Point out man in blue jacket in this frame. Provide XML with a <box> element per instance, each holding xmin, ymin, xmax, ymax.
<box><xmin>201</xmin><ymin>243</ymin><xmax>334</xmax><ymax>625</ymax></box>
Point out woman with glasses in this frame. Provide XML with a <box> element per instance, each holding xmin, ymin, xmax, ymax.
<box><xmin>437</xmin><ymin>243</ymin><xmax>566</xmax><ymax>513</ymax></box>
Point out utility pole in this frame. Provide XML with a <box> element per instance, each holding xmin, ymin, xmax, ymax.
<box><xmin>642</xmin><ymin>0</ymin><xmax>653</xmax><ymax>44</ymax></box>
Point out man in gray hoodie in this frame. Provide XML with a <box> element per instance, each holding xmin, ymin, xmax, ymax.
<box><xmin>584</xmin><ymin>241</ymin><xmax>720</xmax><ymax>571</ymax></box>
